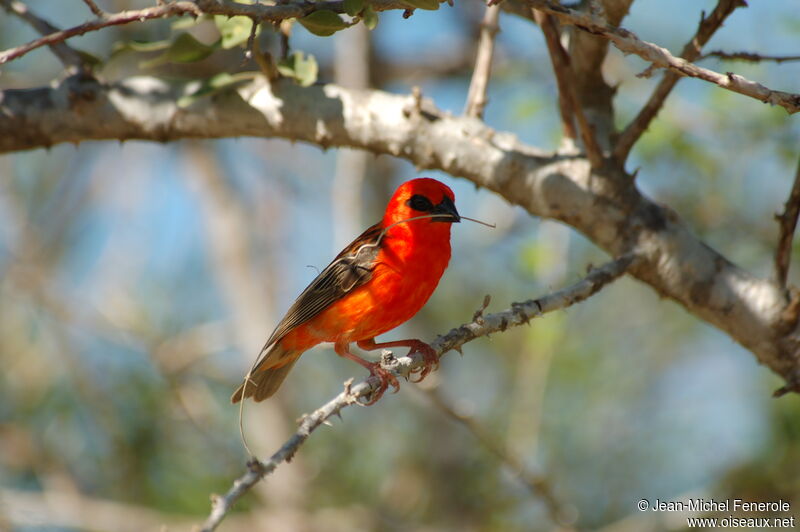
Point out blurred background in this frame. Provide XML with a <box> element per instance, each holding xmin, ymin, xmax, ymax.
<box><xmin>1</xmin><ymin>0</ymin><xmax>800</xmax><ymax>530</ymax></box>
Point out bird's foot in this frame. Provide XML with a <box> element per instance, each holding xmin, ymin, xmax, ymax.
<box><xmin>361</xmin><ymin>362</ymin><xmax>400</xmax><ymax>405</ymax></box>
<box><xmin>407</xmin><ymin>341</ymin><xmax>439</xmax><ymax>383</ymax></box>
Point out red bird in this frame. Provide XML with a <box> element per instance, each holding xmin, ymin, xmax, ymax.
<box><xmin>232</xmin><ymin>177</ymin><xmax>460</xmax><ymax>405</ymax></box>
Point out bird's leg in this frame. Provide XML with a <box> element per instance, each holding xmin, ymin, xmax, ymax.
<box><xmin>357</xmin><ymin>338</ymin><xmax>439</xmax><ymax>383</ymax></box>
<box><xmin>334</xmin><ymin>341</ymin><xmax>399</xmax><ymax>405</ymax></box>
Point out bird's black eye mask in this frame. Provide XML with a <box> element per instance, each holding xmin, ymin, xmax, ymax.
<box><xmin>407</xmin><ymin>194</ymin><xmax>434</xmax><ymax>212</ymax></box>
<box><xmin>406</xmin><ymin>194</ymin><xmax>460</xmax><ymax>223</ymax></box>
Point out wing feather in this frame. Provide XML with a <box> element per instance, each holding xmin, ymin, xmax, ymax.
<box><xmin>261</xmin><ymin>222</ymin><xmax>383</xmax><ymax>351</ymax></box>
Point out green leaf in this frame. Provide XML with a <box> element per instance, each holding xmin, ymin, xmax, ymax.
<box><xmin>363</xmin><ymin>5</ymin><xmax>378</xmax><ymax>30</ymax></box>
<box><xmin>402</xmin><ymin>0</ymin><xmax>440</xmax><ymax>10</ymax></box>
<box><xmin>298</xmin><ymin>10</ymin><xmax>349</xmax><ymax>37</ymax></box>
<box><xmin>140</xmin><ymin>33</ymin><xmax>215</xmax><ymax>68</ymax></box>
<box><xmin>344</xmin><ymin>0</ymin><xmax>365</xmax><ymax>16</ymax></box>
<box><xmin>214</xmin><ymin>15</ymin><xmax>258</xmax><ymax>49</ymax></box>
<box><xmin>127</xmin><ymin>39</ymin><xmax>172</xmax><ymax>53</ymax></box>
<box><xmin>178</xmin><ymin>72</ymin><xmax>256</xmax><ymax>107</ymax></box>
<box><xmin>277</xmin><ymin>51</ymin><xmax>319</xmax><ymax>87</ymax></box>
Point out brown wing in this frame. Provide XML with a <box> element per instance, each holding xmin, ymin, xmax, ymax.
<box><xmin>261</xmin><ymin>222</ymin><xmax>383</xmax><ymax>351</ymax></box>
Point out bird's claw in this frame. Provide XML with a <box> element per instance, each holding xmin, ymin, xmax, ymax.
<box><xmin>361</xmin><ymin>362</ymin><xmax>400</xmax><ymax>405</ymax></box>
<box><xmin>408</xmin><ymin>342</ymin><xmax>439</xmax><ymax>383</ymax></box>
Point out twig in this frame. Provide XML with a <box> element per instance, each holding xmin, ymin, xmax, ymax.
<box><xmin>464</xmin><ymin>3</ymin><xmax>500</xmax><ymax>119</ymax></box>
<box><xmin>533</xmin><ymin>10</ymin><xmax>602</xmax><ymax>166</ymax></box>
<box><xmin>199</xmin><ymin>254</ymin><xmax>636</xmax><ymax>531</ymax></box>
<box><xmin>252</xmin><ymin>34</ymin><xmax>279</xmax><ymax>82</ymax></box>
<box><xmin>424</xmin><ymin>388</ymin><xmax>576</xmax><ymax>528</ymax></box>
<box><xmin>0</xmin><ymin>0</ymin><xmax>429</xmax><ymax>65</ymax></box>
<box><xmin>775</xmin><ymin>155</ymin><xmax>800</xmax><ymax>287</ymax></box>
<box><xmin>0</xmin><ymin>1</ymin><xmax>201</xmax><ymax>65</ymax></box>
<box><xmin>533</xmin><ymin>8</ymin><xmax>575</xmax><ymax>141</ymax></box>
<box><xmin>701</xmin><ymin>50</ymin><xmax>800</xmax><ymax>64</ymax></box>
<box><xmin>613</xmin><ymin>0</ymin><xmax>747</xmax><ymax>163</ymax></box>
<box><xmin>0</xmin><ymin>0</ymin><xmax>87</xmax><ymax>71</ymax></box>
<box><xmin>524</xmin><ymin>0</ymin><xmax>800</xmax><ymax>115</ymax></box>
<box><xmin>81</xmin><ymin>0</ymin><xmax>105</xmax><ymax>17</ymax></box>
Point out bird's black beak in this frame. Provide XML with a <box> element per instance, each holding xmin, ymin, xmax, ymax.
<box><xmin>432</xmin><ymin>196</ymin><xmax>461</xmax><ymax>223</ymax></box>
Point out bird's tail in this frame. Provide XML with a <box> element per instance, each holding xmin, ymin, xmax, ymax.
<box><xmin>231</xmin><ymin>344</ymin><xmax>299</xmax><ymax>404</ymax></box>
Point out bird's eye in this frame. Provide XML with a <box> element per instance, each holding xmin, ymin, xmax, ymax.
<box><xmin>407</xmin><ymin>194</ymin><xmax>434</xmax><ymax>212</ymax></box>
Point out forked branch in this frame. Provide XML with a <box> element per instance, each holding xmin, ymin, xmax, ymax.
<box><xmin>613</xmin><ymin>0</ymin><xmax>747</xmax><ymax>163</ymax></box>
<box><xmin>524</xmin><ymin>0</ymin><xmax>800</xmax><ymax>115</ymax></box>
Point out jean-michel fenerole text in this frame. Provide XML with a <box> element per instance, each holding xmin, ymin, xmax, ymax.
<box><xmin>650</xmin><ymin>499</ymin><xmax>790</xmax><ymax>513</ymax></box>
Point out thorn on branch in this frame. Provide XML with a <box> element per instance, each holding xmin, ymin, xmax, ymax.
<box><xmin>773</xmin><ymin>378</ymin><xmax>800</xmax><ymax>398</ymax></box>
<box><xmin>472</xmin><ymin>294</ymin><xmax>492</xmax><ymax>325</ymax></box>
<box><xmin>246</xmin><ymin>458</ymin><xmax>263</xmax><ymax>473</ymax></box>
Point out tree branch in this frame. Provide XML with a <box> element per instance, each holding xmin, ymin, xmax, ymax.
<box><xmin>566</xmin><ymin>0</ymin><xmax>634</xmax><ymax>149</ymax></box>
<box><xmin>775</xmin><ymin>155</ymin><xmax>800</xmax><ymax>287</ymax></box>
<box><xmin>0</xmin><ymin>0</ymin><xmax>88</xmax><ymax>71</ymax></box>
<box><xmin>532</xmin><ymin>9</ymin><xmax>575</xmax><ymax>141</ymax></box>
<box><xmin>2</xmin><ymin>77</ymin><xmax>798</xmax><ymax>390</ymax></box>
<box><xmin>533</xmin><ymin>9</ymin><xmax>603</xmax><ymax>166</ymax></box>
<box><xmin>81</xmin><ymin>0</ymin><xmax>105</xmax><ymax>17</ymax></box>
<box><xmin>524</xmin><ymin>0</ymin><xmax>800</xmax><ymax>115</ymax></box>
<box><xmin>613</xmin><ymin>0</ymin><xmax>747</xmax><ymax>163</ymax></box>
<box><xmin>464</xmin><ymin>3</ymin><xmax>500</xmax><ymax>119</ymax></box>
<box><xmin>0</xmin><ymin>0</ymin><xmax>438</xmax><ymax>65</ymax></box>
<box><xmin>200</xmin><ymin>255</ymin><xmax>635</xmax><ymax>531</ymax></box>
<box><xmin>702</xmin><ymin>50</ymin><xmax>800</xmax><ymax>64</ymax></box>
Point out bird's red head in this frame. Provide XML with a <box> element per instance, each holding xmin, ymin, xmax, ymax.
<box><xmin>382</xmin><ymin>178</ymin><xmax>460</xmax><ymax>230</ymax></box>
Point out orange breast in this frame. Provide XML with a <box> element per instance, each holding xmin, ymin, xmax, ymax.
<box><xmin>280</xmin><ymin>229</ymin><xmax>451</xmax><ymax>351</ymax></box>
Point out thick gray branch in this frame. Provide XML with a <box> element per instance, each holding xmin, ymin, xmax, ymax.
<box><xmin>200</xmin><ymin>255</ymin><xmax>634</xmax><ymax>531</ymax></box>
<box><xmin>1</xmin><ymin>76</ymin><xmax>797</xmax><ymax>389</ymax></box>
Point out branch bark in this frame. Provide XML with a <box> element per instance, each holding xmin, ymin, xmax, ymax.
<box><xmin>200</xmin><ymin>255</ymin><xmax>634</xmax><ymax>531</ymax></box>
<box><xmin>1</xmin><ymin>76</ymin><xmax>798</xmax><ymax>391</ymax></box>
